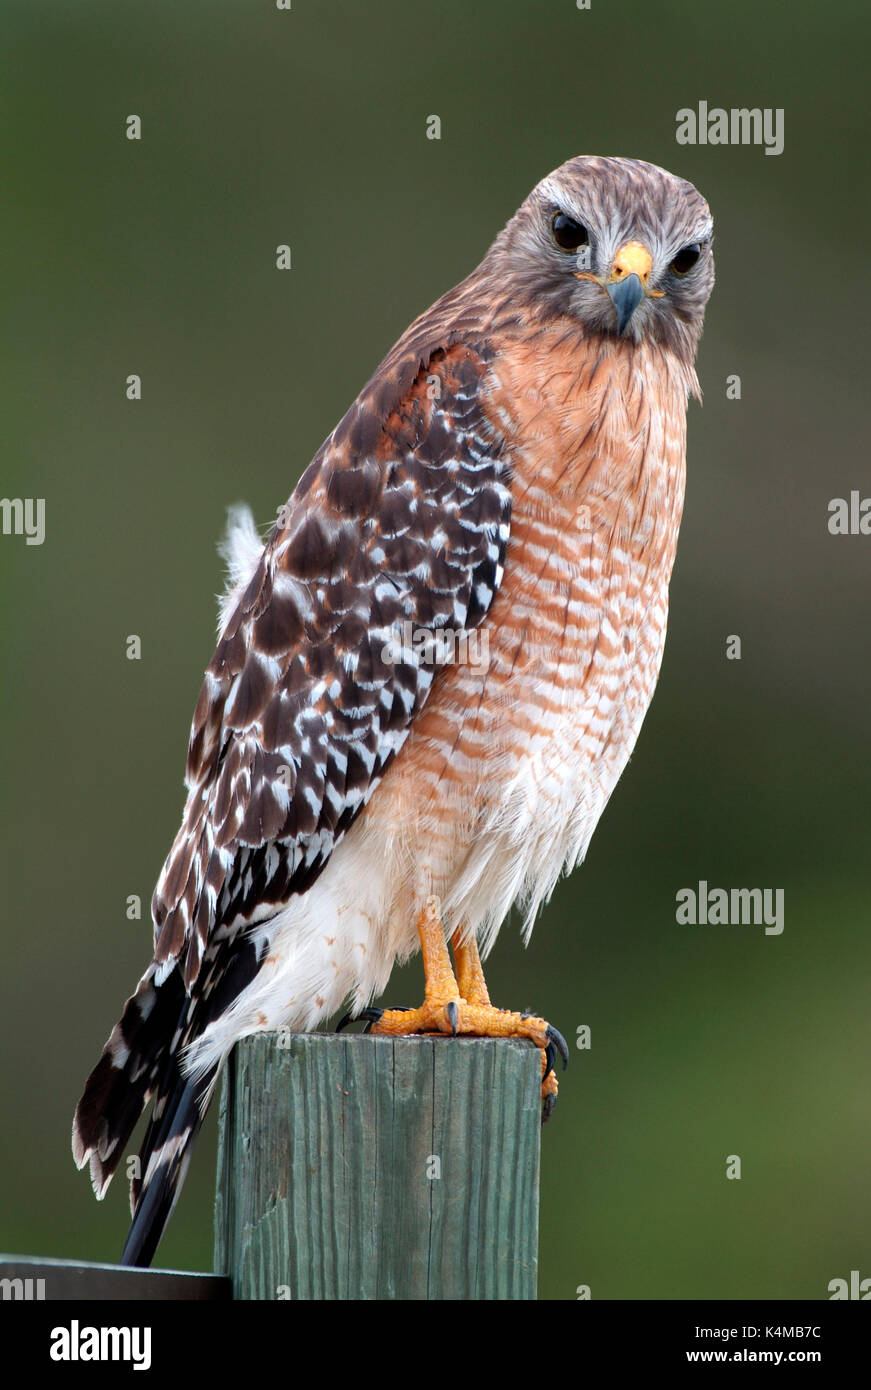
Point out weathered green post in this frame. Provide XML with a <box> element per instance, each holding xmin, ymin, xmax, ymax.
<box><xmin>214</xmin><ymin>1032</ymin><xmax>541</xmax><ymax>1300</ymax></box>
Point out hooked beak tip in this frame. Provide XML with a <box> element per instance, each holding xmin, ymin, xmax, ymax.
<box><xmin>606</xmin><ymin>272</ymin><xmax>645</xmax><ymax>334</ymax></box>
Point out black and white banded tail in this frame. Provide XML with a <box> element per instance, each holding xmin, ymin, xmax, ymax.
<box><xmin>72</xmin><ymin>938</ymin><xmax>260</xmax><ymax>1267</ymax></box>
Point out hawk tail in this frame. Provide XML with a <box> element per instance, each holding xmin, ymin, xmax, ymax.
<box><xmin>73</xmin><ymin>935</ymin><xmax>263</xmax><ymax>1267</ymax></box>
<box><xmin>72</xmin><ymin>963</ymin><xmax>187</xmax><ymax>1205</ymax></box>
<box><xmin>119</xmin><ymin>1057</ymin><xmax>217</xmax><ymax>1268</ymax></box>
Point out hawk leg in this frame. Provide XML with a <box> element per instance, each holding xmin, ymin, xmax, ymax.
<box><xmin>347</xmin><ymin>895</ymin><xmax>567</xmax><ymax>1121</ymax></box>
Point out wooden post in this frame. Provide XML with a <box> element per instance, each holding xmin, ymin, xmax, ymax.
<box><xmin>214</xmin><ymin>1032</ymin><xmax>541</xmax><ymax>1300</ymax></box>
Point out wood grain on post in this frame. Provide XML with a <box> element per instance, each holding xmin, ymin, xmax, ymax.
<box><xmin>214</xmin><ymin>1032</ymin><xmax>541</xmax><ymax>1300</ymax></box>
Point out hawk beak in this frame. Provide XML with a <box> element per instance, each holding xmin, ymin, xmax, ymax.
<box><xmin>605</xmin><ymin>241</ymin><xmax>661</xmax><ymax>335</ymax></box>
<box><xmin>606</xmin><ymin>274</ymin><xmax>646</xmax><ymax>335</ymax></box>
<box><xmin>573</xmin><ymin>240</ymin><xmax>665</xmax><ymax>334</ymax></box>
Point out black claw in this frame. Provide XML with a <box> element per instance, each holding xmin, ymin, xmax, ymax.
<box><xmin>446</xmin><ymin>1000</ymin><xmax>459</xmax><ymax>1035</ymax></box>
<box><xmin>543</xmin><ymin>1040</ymin><xmax>556</xmax><ymax>1081</ymax></box>
<box><xmin>336</xmin><ymin>1007</ymin><xmax>385</xmax><ymax>1033</ymax></box>
<box><xmin>546</xmin><ymin>1024</ymin><xmax>569</xmax><ymax>1071</ymax></box>
<box><xmin>541</xmin><ymin>1091</ymin><xmax>558</xmax><ymax>1124</ymax></box>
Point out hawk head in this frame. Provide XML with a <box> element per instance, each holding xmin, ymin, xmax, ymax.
<box><xmin>488</xmin><ymin>155</ymin><xmax>714</xmax><ymax>361</ymax></box>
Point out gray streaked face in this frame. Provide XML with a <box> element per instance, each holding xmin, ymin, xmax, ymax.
<box><xmin>490</xmin><ymin>155</ymin><xmax>714</xmax><ymax>358</ymax></box>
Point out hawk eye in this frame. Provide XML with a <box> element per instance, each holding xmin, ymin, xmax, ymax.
<box><xmin>551</xmin><ymin>212</ymin><xmax>589</xmax><ymax>253</ymax></box>
<box><xmin>670</xmin><ymin>242</ymin><xmax>702</xmax><ymax>275</ymax></box>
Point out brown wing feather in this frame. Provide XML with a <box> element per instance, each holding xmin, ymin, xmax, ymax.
<box><xmin>153</xmin><ymin>323</ymin><xmax>512</xmax><ymax>988</ymax></box>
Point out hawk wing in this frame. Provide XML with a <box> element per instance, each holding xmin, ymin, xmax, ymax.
<box><xmin>155</xmin><ymin>335</ymin><xmax>512</xmax><ymax>990</ymax></box>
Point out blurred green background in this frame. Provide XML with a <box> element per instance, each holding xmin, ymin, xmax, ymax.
<box><xmin>2</xmin><ymin>0</ymin><xmax>869</xmax><ymax>1300</ymax></box>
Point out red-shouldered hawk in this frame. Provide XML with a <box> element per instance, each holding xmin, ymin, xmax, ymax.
<box><xmin>73</xmin><ymin>155</ymin><xmax>714</xmax><ymax>1267</ymax></box>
